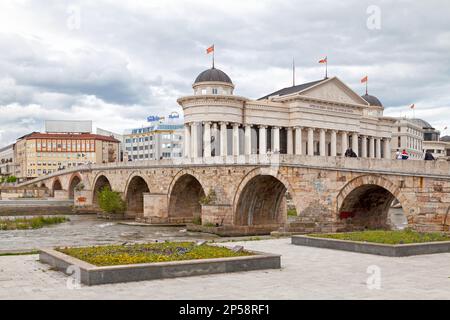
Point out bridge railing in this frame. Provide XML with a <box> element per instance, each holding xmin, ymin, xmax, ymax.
<box><xmin>17</xmin><ymin>154</ymin><xmax>450</xmax><ymax>187</ymax></box>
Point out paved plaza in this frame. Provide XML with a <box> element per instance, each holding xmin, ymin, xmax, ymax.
<box><xmin>0</xmin><ymin>238</ymin><xmax>449</xmax><ymax>300</ymax></box>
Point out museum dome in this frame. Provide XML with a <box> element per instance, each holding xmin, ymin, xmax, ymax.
<box><xmin>361</xmin><ymin>94</ymin><xmax>383</xmax><ymax>107</ymax></box>
<box><xmin>410</xmin><ymin>118</ymin><xmax>434</xmax><ymax>129</ymax></box>
<box><xmin>194</xmin><ymin>67</ymin><xmax>233</xmax><ymax>84</ymax></box>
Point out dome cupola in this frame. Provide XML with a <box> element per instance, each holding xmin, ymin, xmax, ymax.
<box><xmin>193</xmin><ymin>67</ymin><xmax>234</xmax><ymax>96</ymax></box>
<box><xmin>361</xmin><ymin>94</ymin><xmax>383</xmax><ymax>107</ymax></box>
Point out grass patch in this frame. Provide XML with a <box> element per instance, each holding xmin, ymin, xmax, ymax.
<box><xmin>0</xmin><ymin>216</ymin><xmax>69</xmax><ymax>231</ymax></box>
<box><xmin>0</xmin><ymin>251</ymin><xmax>39</xmax><ymax>256</ymax></box>
<box><xmin>287</xmin><ymin>208</ymin><xmax>297</xmax><ymax>217</ymax></box>
<box><xmin>57</xmin><ymin>242</ymin><xmax>252</xmax><ymax>266</ymax></box>
<box><xmin>308</xmin><ymin>230</ymin><xmax>450</xmax><ymax>245</ymax></box>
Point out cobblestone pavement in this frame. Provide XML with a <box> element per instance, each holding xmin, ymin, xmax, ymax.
<box><xmin>0</xmin><ymin>215</ymin><xmax>218</xmax><ymax>252</ymax></box>
<box><xmin>0</xmin><ymin>238</ymin><xmax>449</xmax><ymax>299</ymax></box>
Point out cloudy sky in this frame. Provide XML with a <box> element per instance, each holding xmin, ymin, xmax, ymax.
<box><xmin>0</xmin><ymin>0</ymin><xmax>449</xmax><ymax>146</ymax></box>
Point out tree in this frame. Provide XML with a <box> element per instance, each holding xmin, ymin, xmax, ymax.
<box><xmin>97</xmin><ymin>187</ymin><xmax>126</xmax><ymax>215</ymax></box>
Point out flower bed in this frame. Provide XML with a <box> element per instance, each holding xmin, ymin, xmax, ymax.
<box><xmin>57</xmin><ymin>242</ymin><xmax>252</xmax><ymax>266</ymax></box>
<box><xmin>307</xmin><ymin>230</ymin><xmax>450</xmax><ymax>245</ymax></box>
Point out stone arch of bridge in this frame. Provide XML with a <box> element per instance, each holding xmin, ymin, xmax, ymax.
<box><xmin>167</xmin><ymin>171</ymin><xmax>206</xmax><ymax>221</ymax></box>
<box><xmin>68</xmin><ymin>173</ymin><xmax>82</xmax><ymax>200</ymax></box>
<box><xmin>92</xmin><ymin>173</ymin><xmax>112</xmax><ymax>205</ymax></box>
<box><xmin>51</xmin><ymin>178</ymin><xmax>63</xmax><ymax>196</ymax></box>
<box><xmin>124</xmin><ymin>173</ymin><xmax>151</xmax><ymax>219</ymax></box>
<box><xmin>233</xmin><ymin>167</ymin><xmax>295</xmax><ymax>227</ymax></box>
<box><xmin>336</xmin><ymin>174</ymin><xmax>412</xmax><ymax>231</ymax></box>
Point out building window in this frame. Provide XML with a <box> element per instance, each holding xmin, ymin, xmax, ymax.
<box><xmin>212</xmin><ymin>88</ymin><xmax>218</xmax><ymax>94</ymax></box>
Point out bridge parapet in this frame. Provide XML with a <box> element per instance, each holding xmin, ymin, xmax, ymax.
<box><xmin>17</xmin><ymin>155</ymin><xmax>450</xmax><ymax>188</ymax></box>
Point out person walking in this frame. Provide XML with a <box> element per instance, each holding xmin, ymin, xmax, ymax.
<box><xmin>401</xmin><ymin>149</ymin><xmax>409</xmax><ymax>160</ymax></box>
<box><xmin>424</xmin><ymin>150</ymin><xmax>435</xmax><ymax>161</ymax></box>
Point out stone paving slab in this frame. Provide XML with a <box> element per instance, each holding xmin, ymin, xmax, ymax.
<box><xmin>0</xmin><ymin>238</ymin><xmax>449</xmax><ymax>299</ymax></box>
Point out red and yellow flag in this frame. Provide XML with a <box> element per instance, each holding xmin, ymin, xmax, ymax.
<box><xmin>361</xmin><ymin>76</ymin><xmax>368</xmax><ymax>83</ymax></box>
<box><xmin>319</xmin><ymin>57</ymin><xmax>327</xmax><ymax>64</ymax></box>
<box><xmin>206</xmin><ymin>45</ymin><xmax>214</xmax><ymax>54</ymax></box>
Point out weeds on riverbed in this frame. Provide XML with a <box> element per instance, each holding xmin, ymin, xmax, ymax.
<box><xmin>0</xmin><ymin>216</ymin><xmax>69</xmax><ymax>230</ymax></box>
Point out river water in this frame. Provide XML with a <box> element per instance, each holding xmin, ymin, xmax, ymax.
<box><xmin>0</xmin><ymin>215</ymin><xmax>219</xmax><ymax>251</ymax></box>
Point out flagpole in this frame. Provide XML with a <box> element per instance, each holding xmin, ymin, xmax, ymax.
<box><xmin>325</xmin><ymin>57</ymin><xmax>328</xmax><ymax>79</ymax></box>
<box><xmin>212</xmin><ymin>47</ymin><xmax>215</xmax><ymax>68</ymax></box>
<box><xmin>293</xmin><ymin>57</ymin><xmax>295</xmax><ymax>86</ymax></box>
<box><xmin>366</xmin><ymin>78</ymin><xmax>368</xmax><ymax>95</ymax></box>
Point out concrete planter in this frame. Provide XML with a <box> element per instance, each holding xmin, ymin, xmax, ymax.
<box><xmin>39</xmin><ymin>247</ymin><xmax>281</xmax><ymax>286</ymax></box>
<box><xmin>291</xmin><ymin>235</ymin><xmax>450</xmax><ymax>257</ymax></box>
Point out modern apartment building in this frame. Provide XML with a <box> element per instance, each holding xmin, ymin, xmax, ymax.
<box><xmin>124</xmin><ymin>124</ymin><xmax>184</xmax><ymax>161</ymax></box>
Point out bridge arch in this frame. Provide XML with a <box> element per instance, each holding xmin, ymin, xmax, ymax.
<box><xmin>51</xmin><ymin>178</ymin><xmax>63</xmax><ymax>196</ymax></box>
<box><xmin>68</xmin><ymin>174</ymin><xmax>82</xmax><ymax>200</ymax></box>
<box><xmin>233</xmin><ymin>168</ymin><xmax>295</xmax><ymax>227</ymax></box>
<box><xmin>124</xmin><ymin>173</ymin><xmax>150</xmax><ymax>219</ymax></box>
<box><xmin>336</xmin><ymin>175</ymin><xmax>412</xmax><ymax>231</ymax></box>
<box><xmin>92</xmin><ymin>173</ymin><xmax>112</xmax><ymax>205</ymax></box>
<box><xmin>168</xmin><ymin>171</ymin><xmax>206</xmax><ymax>221</ymax></box>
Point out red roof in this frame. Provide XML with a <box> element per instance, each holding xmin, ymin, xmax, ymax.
<box><xmin>21</xmin><ymin>132</ymin><xmax>120</xmax><ymax>143</ymax></box>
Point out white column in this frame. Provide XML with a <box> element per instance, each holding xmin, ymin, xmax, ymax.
<box><xmin>352</xmin><ymin>133</ymin><xmax>359</xmax><ymax>157</ymax></box>
<box><xmin>307</xmin><ymin>128</ymin><xmax>314</xmax><ymax>156</ymax></box>
<box><xmin>369</xmin><ymin>137</ymin><xmax>375</xmax><ymax>158</ymax></box>
<box><xmin>330</xmin><ymin>130</ymin><xmax>337</xmax><ymax>156</ymax></box>
<box><xmin>295</xmin><ymin>127</ymin><xmax>302</xmax><ymax>155</ymax></box>
<box><xmin>203</xmin><ymin>122</ymin><xmax>211</xmax><ymax>157</ymax></box>
<box><xmin>244</xmin><ymin>125</ymin><xmax>252</xmax><ymax>155</ymax></box>
<box><xmin>212</xmin><ymin>123</ymin><xmax>218</xmax><ymax>157</ymax></box>
<box><xmin>376</xmin><ymin>138</ymin><xmax>382</xmax><ymax>159</ymax></box>
<box><xmin>191</xmin><ymin>122</ymin><xmax>198</xmax><ymax>158</ymax></box>
<box><xmin>361</xmin><ymin>136</ymin><xmax>367</xmax><ymax>158</ymax></box>
<box><xmin>184</xmin><ymin>124</ymin><xmax>191</xmax><ymax>158</ymax></box>
<box><xmin>232</xmin><ymin>123</ymin><xmax>240</xmax><ymax>156</ymax></box>
<box><xmin>341</xmin><ymin>131</ymin><xmax>348</xmax><ymax>155</ymax></box>
<box><xmin>287</xmin><ymin>127</ymin><xmax>293</xmax><ymax>155</ymax></box>
<box><xmin>384</xmin><ymin>138</ymin><xmax>391</xmax><ymax>159</ymax></box>
<box><xmin>319</xmin><ymin>129</ymin><xmax>326</xmax><ymax>156</ymax></box>
<box><xmin>273</xmin><ymin>127</ymin><xmax>280</xmax><ymax>153</ymax></box>
<box><xmin>259</xmin><ymin>126</ymin><xmax>267</xmax><ymax>154</ymax></box>
<box><xmin>220</xmin><ymin>122</ymin><xmax>228</xmax><ymax>156</ymax></box>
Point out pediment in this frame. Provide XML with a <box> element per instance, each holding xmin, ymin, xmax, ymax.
<box><xmin>297</xmin><ymin>77</ymin><xmax>369</xmax><ymax>106</ymax></box>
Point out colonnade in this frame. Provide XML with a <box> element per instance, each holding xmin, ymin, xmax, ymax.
<box><xmin>184</xmin><ymin>122</ymin><xmax>391</xmax><ymax>159</ymax></box>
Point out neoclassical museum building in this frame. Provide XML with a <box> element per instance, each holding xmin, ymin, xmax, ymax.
<box><xmin>178</xmin><ymin>67</ymin><xmax>394</xmax><ymax>159</ymax></box>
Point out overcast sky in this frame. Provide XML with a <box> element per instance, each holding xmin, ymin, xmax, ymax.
<box><xmin>0</xmin><ymin>0</ymin><xmax>449</xmax><ymax>146</ymax></box>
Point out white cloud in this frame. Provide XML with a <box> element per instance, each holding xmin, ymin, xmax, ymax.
<box><xmin>0</xmin><ymin>0</ymin><xmax>449</xmax><ymax>146</ymax></box>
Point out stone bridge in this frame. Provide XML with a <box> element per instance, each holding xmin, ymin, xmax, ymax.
<box><xmin>18</xmin><ymin>155</ymin><xmax>450</xmax><ymax>235</ymax></box>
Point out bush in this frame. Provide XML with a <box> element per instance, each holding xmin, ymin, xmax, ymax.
<box><xmin>6</xmin><ymin>176</ymin><xmax>17</xmax><ymax>183</ymax></box>
<box><xmin>199</xmin><ymin>189</ymin><xmax>217</xmax><ymax>205</ymax></box>
<box><xmin>97</xmin><ymin>187</ymin><xmax>126</xmax><ymax>215</ymax></box>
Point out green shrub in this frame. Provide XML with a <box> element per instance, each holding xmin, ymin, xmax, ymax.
<box><xmin>199</xmin><ymin>189</ymin><xmax>217</xmax><ymax>205</ymax></box>
<box><xmin>97</xmin><ymin>187</ymin><xmax>126</xmax><ymax>214</ymax></box>
<box><xmin>6</xmin><ymin>176</ymin><xmax>17</xmax><ymax>183</ymax></box>
<box><xmin>287</xmin><ymin>208</ymin><xmax>297</xmax><ymax>216</ymax></box>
